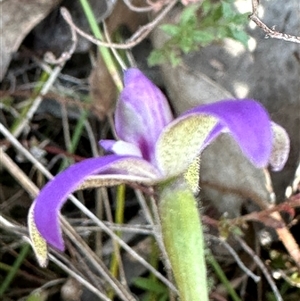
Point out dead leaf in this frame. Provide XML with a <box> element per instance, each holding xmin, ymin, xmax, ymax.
<box><xmin>0</xmin><ymin>0</ymin><xmax>61</xmax><ymax>81</ymax></box>
<box><xmin>89</xmin><ymin>55</ymin><xmax>117</xmax><ymax>120</ymax></box>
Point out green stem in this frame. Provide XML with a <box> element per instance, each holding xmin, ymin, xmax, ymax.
<box><xmin>78</xmin><ymin>0</ymin><xmax>123</xmax><ymax>91</ymax></box>
<box><xmin>207</xmin><ymin>252</ymin><xmax>242</xmax><ymax>301</ymax></box>
<box><xmin>68</xmin><ymin>106</ymin><xmax>89</xmax><ymax>153</ymax></box>
<box><xmin>149</xmin><ymin>238</ymin><xmax>160</xmax><ymax>301</ymax></box>
<box><xmin>108</xmin><ymin>184</ymin><xmax>126</xmax><ymax>300</ymax></box>
<box><xmin>59</xmin><ymin>103</ymin><xmax>90</xmax><ymax>170</ymax></box>
<box><xmin>159</xmin><ymin>180</ymin><xmax>209</xmax><ymax>301</ymax></box>
<box><xmin>0</xmin><ymin>244</ymin><xmax>31</xmax><ymax>296</ymax></box>
<box><xmin>10</xmin><ymin>71</ymin><xmax>49</xmax><ymax>134</ymax></box>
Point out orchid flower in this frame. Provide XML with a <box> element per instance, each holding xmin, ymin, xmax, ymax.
<box><xmin>28</xmin><ymin>68</ymin><xmax>289</xmax><ymax>300</ymax></box>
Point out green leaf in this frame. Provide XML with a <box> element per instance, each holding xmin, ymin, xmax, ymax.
<box><xmin>207</xmin><ymin>253</ymin><xmax>242</xmax><ymax>301</ymax></box>
<box><xmin>147</xmin><ymin>50</ymin><xmax>166</xmax><ymax>66</ymax></box>
<box><xmin>134</xmin><ymin>277</ymin><xmax>167</xmax><ymax>294</ymax></box>
<box><xmin>179</xmin><ymin>37</ymin><xmax>194</xmax><ymax>53</ymax></box>
<box><xmin>201</xmin><ymin>0</ymin><xmax>213</xmax><ymax>16</ymax></box>
<box><xmin>230</xmin><ymin>12</ymin><xmax>249</xmax><ymax>25</ymax></box>
<box><xmin>228</xmin><ymin>27</ymin><xmax>249</xmax><ymax>47</ymax></box>
<box><xmin>160</xmin><ymin>24</ymin><xmax>180</xmax><ymax>36</ymax></box>
<box><xmin>193</xmin><ymin>30</ymin><xmax>215</xmax><ymax>44</ymax></box>
<box><xmin>231</xmin><ymin>225</ymin><xmax>243</xmax><ymax>236</ymax></box>
<box><xmin>159</xmin><ymin>180</ymin><xmax>209</xmax><ymax>301</ymax></box>
<box><xmin>169</xmin><ymin>51</ymin><xmax>182</xmax><ymax>67</ymax></box>
<box><xmin>216</xmin><ymin>26</ymin><xmax>231</xmax><ymax>39</ymax></box>
<box><xmin>26</xmin><ymin>292</ymin><xmax>48</xmax><ymax>301</ymax></box>
<box><xmin>210</xmin><ymin>5</ymin><xmax>223</xmax><ymax>22</ymax></box>
<box><xmin>148</xmin><ymin>0</ymin><xmax>250</xmax><ymax>67</ymax></box>
<box><xmin>221</xmin><ymin>1</ymin><xmax>234</xmax><ymax>19</ymax></box>
<box><xmin>180</xmin><ymin>4</ymin><xmax>199</xmax><ymax>24</ymax></box>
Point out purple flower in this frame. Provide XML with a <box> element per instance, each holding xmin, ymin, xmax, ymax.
<box><xmin>29</xmin><ymin>68</ymin><xmax>289</xmax><ymax>252</ymax></box>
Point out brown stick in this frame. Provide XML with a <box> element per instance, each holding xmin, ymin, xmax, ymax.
<box><xmin>250</xmin><ymin>0</ymin><xmax>300</xmax><ymax>44</ymax></box>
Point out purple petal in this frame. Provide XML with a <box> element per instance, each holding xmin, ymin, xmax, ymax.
<box><xmin>115</xmin><ymin>68</ymin><xmax>173</xmax><ymax>164</ymax></box>
<box><xmin>33</xmin><ymin>155</ymin><xmax>160</xmax><ymax>250</ymax></box>
<box><xmin>185</xmin><ymin>99</ymin><xmax>273</xmax><ymax>167</ymax></box>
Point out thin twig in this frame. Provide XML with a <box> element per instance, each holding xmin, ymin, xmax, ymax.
<box><xmin>75</xmin><ymin>224</ymin><xmax>154</xmax><ymax>235</ymax></box>
<box><xmin>133</xmin><ymin>188</ymin><xmax>175</xmax><ymax>300</ymax></box>
<box><xmin>273</xmin><ymin>269</ymin><xmax>300</xmax><ymax>288</ymax></box>
<box><xmin>44</xmin><ymin>14</ymin><xmax>78</xmax><ymax>66</ymax></box>
<box><xmin>0</xmin><ymin>147</ymin><xmax>135</xmax><ymax>301</ymax></box>
<box><xmin>29</xmin><ymin>278</ymin><xmax>66</xmax><ymax>294</ymax></box>
<box><xmin>71</xmin><ymin>195</ymin><xmax>178</xmax><ymax>290</ymax></box>
<box><xmin>61</xmin><ymin>218</ymin><xmax>135</xmax><ymax>301</ymax></box>
<box><xmin>249</xmin><ymin>0</ymin><xmax>300</xmax><ymax>44</ymax></box>
<box><xmin>235</xmin><ymin>235</ymin><xmax>283</xmax><ymax>301</ymax></box>
<box><xmin>230</xmin><ymin>197</ymin><xmax>300</xmax><ymax>226</ymax></box>
<box><xmin>123</xmin><ymin>0</ymin><xmax>154</xmax><ymax>12</ymax></box>
<box><xmin>0</xmin><ymin>215</ymin><xmax>27</xmax><ymax>236</ymax></box>
<box><xmin>202</xmin><ymin>179</ymin><xmax>300</xmax><ymax>266</ymax></box>
<box><xmin>271</xmin><ymin>211</ymin><xmax>300</xmax><ymax>267</ymax></box>
<box><xmin>262</xmin><ymin>168</ymin><xmax>300</xmax><ymax>268</ymax></box>
<box><xmin>49</xmin><ymin>254</ymin><xmax>111</xmax><ymax>301</ymax></box>
<box><xmin>208</xmin><ymin>235</ymin><xmax>261</xmax><ymax>283</ymax></box>
<box><xmin>135</xmin><ymin>191</ymin><xmax>173</xmax><ymax>272</ymax></box>
<box><xmin>103</xmin><ymin>21</ymin><xmax>127</xmax><ymax>70</ymax></box>
<box><xmin>0</xmin><ymin>205</ymin><xmax>111</xmax><ymax>301</ymax></box>
<box><xmin>86</xmin><ymin>118</ymin><xmax>103</xmax><ymax>260</ymax></box>
<box><xmin>61</xmin><ymin>1</ymin><xmax>177</xmax><ymax>50</ymax></box>
<box><xmin>149</xmin><ymin>195</ymin><xmax>176</xmax><ymax>301</ymax></box>
<box><xmin>286</xmin><ymin>158</ymin><xmax>300</xmax><ymax>198</ymax></box>
<box><xmin>149</xmin><ymin>195</ymin><xmax>172</xmax><ymax>271</ymax></box>
<box><xmin>61</xmin><ymin>104</ymin><xmax>72</xmax><ymax>153</ymax></box>
<box><xmin>101</xmin><ymin>186</ymin><xmax>129</xmax><ymax>291</ymax></box>
<box><xmin>11</xmin><ymin>66</ymin><xmax>63</xmax><ymax>139</ymax></box>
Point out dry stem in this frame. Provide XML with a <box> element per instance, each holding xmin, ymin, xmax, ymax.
<box><xmin>250</xmin><ymin>0</ymin><xmax>300</xmax><ymax>44</ymax></box>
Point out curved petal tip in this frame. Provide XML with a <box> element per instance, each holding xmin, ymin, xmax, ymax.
<box><xmin>270</xmin><ymin>122</ymin><xmax>290</xmax><ymax>171</ymax></box>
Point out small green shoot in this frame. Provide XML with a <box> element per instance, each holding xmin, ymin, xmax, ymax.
<box><xmin>148</xmin><ymin>0</ymin><xmax>250</xmax><ymax>66</ymax></box>
<box><xmin>133</xmin><ymin>277</ymin><xmax>169</xmax><ymax>301</ymax></box>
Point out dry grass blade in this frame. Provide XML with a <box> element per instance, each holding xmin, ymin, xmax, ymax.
<box><xmin>261</xmin><ymin>169</ymin><xmax>300</xmax><ymax>268</ymax></box>
<box><xmin>0</xmin><ymin>147</ymin><xmax>136</xmax><ymax>300</ymax></box>
<box><xmin>208</xmin><ymin>235</ymin><xmax>261</xmax><ymax>283</ymax></box>
<box><xmin>235</xmin><ymin>235</ymin><xmax>283</xmax><ymax>301</ymax></box>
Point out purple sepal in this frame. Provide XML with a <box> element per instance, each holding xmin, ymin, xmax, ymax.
<box><xmin>115</xmin><ymin>68</ymin><xmax>173</xmax><ymax>164</ymax></box>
